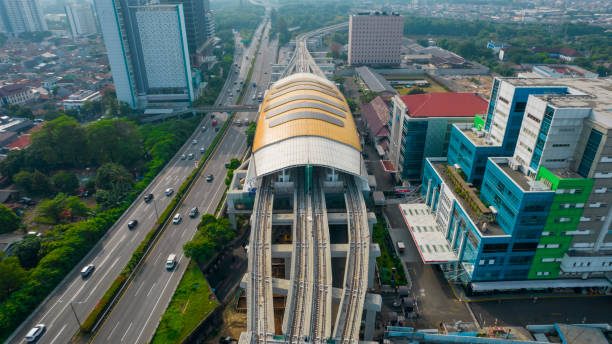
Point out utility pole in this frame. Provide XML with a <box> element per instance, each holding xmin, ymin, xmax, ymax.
<box><xmin>69</xmin><ymin>301</ymin><xmax>81</xmax><ymax>328</ymax></box>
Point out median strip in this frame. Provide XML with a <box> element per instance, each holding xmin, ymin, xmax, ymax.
<box><xmin>80</xmin><ymin>113</ymin><xmax>235</xmax><ymax>337</ymax></box>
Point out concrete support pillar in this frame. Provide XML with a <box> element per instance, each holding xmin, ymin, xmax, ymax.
<box><xmin>594</xmin><ymin>204</ymin><xmax>612</xmax><ymax>251</ymax></box>
<box><xmin>425</xmin><ymin>179</ymin><xmax>432</xmax><ymax>207</ymax></box>
<box><xmin>431</xmin><ymin>186</ymin><xmax>438</xmax><ymax>213</ymax></box>
<box><xmin>364</xmin><ymin>309</ymin><xmax>376</xmax><ymax>340</ymax></box>
<box><xmin>368</xmin><ymin>254</ymin><xmax>376</xmax><ymax>289</ymax></box>
<box><xmin>227</xmin><ymin>199</ymin><xmax>237</xmax><ymax>229</ymax></box>
<box><xmin>284</xmin><ymin>258</ymin><xmax>291</xmax><ymax>280</ymax></box>
<box><xmin>457</xmin><ymin>230</ymin><xmax>468</xmax><ymax>261</ymax></box>
<box><xmin>448</xmin><ymin>216</ymin><xmax>459</xmax><ymax>242</ymax></box>
<box><xmin>450</xmin><ymin>224</ymin><xmax>460</xmax><ymax>252</ymax></box>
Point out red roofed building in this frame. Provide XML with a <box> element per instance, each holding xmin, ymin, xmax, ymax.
<box><xmin>360</xmin><ymin>96</ymin><xmax>391</xmax><ymax>156</ymax></box>
<box><xmin>5</xmin><ymin>123</ymin><xmax>43</xmax><ymax>150</ymax></box>
<box><xmin>387</xmin><ymin>92</ymin><xmax>488</xmax><ymax>181</ymax></box>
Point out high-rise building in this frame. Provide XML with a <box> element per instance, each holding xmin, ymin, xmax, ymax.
<box><xmin>0</xmin><ymin>0</ymin><xmax>47</xmax><ymax>34</ymax></box>
<box><xmin>412</xmin><ymin>77</ymin><xmax>612</xmax><ymax>292</ymax></box>
<box><xmin>387</xmin><ymin>92</ymin><xmax>488</xmax><ymax>181</ymax></box>
<box><xmin>94</xmin><ymin>0</ymin><xmax>194</xmax><ymax>109</ymax></box>
<box><xmin>65</xmin><ymin>4</ymin><xmax>98</xmax><ymax>39</ymax></box>
<box><xmin>348</xmin><ymin>11</ymin><xmax>403</xmax><ymax>66</ymax></box>
<box><xmin>161</xmin><ymin>0</ymin><xmax>214</xmax><ymax>66</ymax></box>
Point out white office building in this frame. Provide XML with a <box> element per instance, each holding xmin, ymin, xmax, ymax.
<box><xmin>348</xmin><ymin>11</ymin><xmax>403</xmax><ymax>66</ymax></box>
<box><xmin>65</xmin><ymin>4</ymin><xmax>97</xmax><ymax>38</ymax></box>
<box><xmin>94</xmin><ymin>0</ymin><xmax>193</xmax><ymax>109</ymax></box>
<box><xmin>0</xmin><ymin>0</ymin><xmax>47</xmax><ymax>34</ymax></box>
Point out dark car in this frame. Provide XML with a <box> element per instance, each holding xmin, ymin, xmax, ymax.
<box><xmin>189</xmin><ymin>207</ymin><xmax>199</xmax><ymax>218</ymax></box>
<box><xmin>206</xmin><ymin>174</ymin><xmax>214</xmax><ymax>182</ymax></box>
<box><xmin>128</xmin><ymin>220</ymin><xmax>138</xmax><ymax>229</ymax></box>
<box><xmin>144</xmin><ymin>193</ymin><xmax>154</xmax><ymax>203</ymax></box>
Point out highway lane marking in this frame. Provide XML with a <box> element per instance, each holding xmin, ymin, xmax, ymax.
<box><xmin>49</xmin><ymin>324</ymin><xmax>67</xmax><ymax>344</ymax></box>
<box><xmin>97</xmin><ymin>234</ymin><xmax>126</xmax><ymax>267</ymax></box>
<box><xmin>153</xmin><ymin>251</ymin><xmax>163</xmax><ymax>265</ymax></box>
<box><xmin>133</xmin><ymin>255</ymin><xmax>183</xmax><ymax>344</ymax></box>
<box><xmin>50</xmin><ymin>279</ymin><xmax>90</xmax><ymax>325</ymax></box>
<box><xmin>146</xmin><ymin>282</ymin><xmax>157</xmax><ymax>297</ymax></box>
<box><xmin>108</xmin><ymin>322</ymin><xmax>120</xmax><ymax>341</ymax></box>
<box><xmin>85</xmin><ymin>257</ymin><xmax>121</xmax><ymax>302</ymax></box>
<box><xmin>121</xmin><ymin>322</ymin><xmax>133</xmax><ymax>342</ymax></box>
<box><xmin>181</xmin><ymin>230</ymin><xmax>188</xmax><ymax>239</ymax></box>
<box><xmin>134</xmin><ymin>283</ymin><xmax>146</xmax><ymax>297</ymax></box>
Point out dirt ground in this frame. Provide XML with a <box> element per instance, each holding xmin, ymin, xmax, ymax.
<box><xmin>441</xmin><ymin>75</ymin><xmax>494</xmax><ymax>97</ymax></box>
<box><xmin>206</xmin><ymin>304</ymin><xmax>247</xmax><ymax>344</ymax></box>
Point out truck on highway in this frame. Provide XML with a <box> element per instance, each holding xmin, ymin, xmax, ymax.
<box><xmin>212</xmin><ymin>119</ymin><xmax>218</xmax><ymax>126</ymax></box>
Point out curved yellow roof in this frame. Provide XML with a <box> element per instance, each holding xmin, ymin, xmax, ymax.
<box><xmin>252</xmin><ymin>73</ymin><xmax>361</xmax><ymax>153</ymax></box>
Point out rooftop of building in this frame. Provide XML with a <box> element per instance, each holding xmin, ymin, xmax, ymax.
<box><xmin>455</xmin><ymin>123</ymin><xmax>495</xmax><ymax>147</ymax></box>
<box><xmin>64</xmin><ymin>89</ymin><xmax>100</xmax><ymax>101</ymax></box>
<box><xmin>0</xmin><ymin>83</ymin><xmax>28</xmax><ymax>97</ymax></box>
<box><xmin>398</xmin><ymin>92</ymin><xmax>488</xmax><ymax>118</ymax></box>
<box><xmin>430</xmin><ymin>160</ymin><xmax>505</xmax><ymax>236</ymax></box>
<box><xmin>500</xmin><ymin>78</ymin><xmax>612</xmax><ymax>129</ymax></box>
<box><xmin>354</xmin><ymin>10</ymin><xmax>402</xmax><ymax>16</ymax></box>
<box><xmin>489</xmin><ymin>157</ymin><xmax>552</xmax><ymax>192</ymax></box>
<box><xmin>545</xmin><ymin>168</ymin><xmax>583</xmax><ymax>180</ymax></box>
<box><xmin>355</xmin><ymin>67</ymin><xmax>397</xmax><ymax>95</ymax></box>
<box><xmin>360</xmin><ymin>96</ymin><xmax>390</xmax><ymax>137</ymax></box>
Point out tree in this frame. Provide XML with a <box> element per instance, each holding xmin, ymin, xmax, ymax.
<box><xmin>86</xmin><ymin>119</ymin><xmax>142</xmax><ymax>167</ymax></box>
<box><xmin>29</xmin><ymin>115</ymin><xmax>88</xmax><ymax>169</ymax></box>
<box><xmin>37</xmin><ymin>193</ymin><xmax>90</xmax><ymax>224</ymax></box>
<box><xmin>52</xmin><ymin>172</ymin><xmax>79</xmax><ymax>193</ymax></box>
<box><xmin>31</xmin><ymin>170</ymin><xmax>53</xmax><ymax>195</ymax></box>
<box><xmin>0</xmin><ymin>204</ymin><xmax>20</xmax><ymax>234</ymax></box>
<box><xmin>95</xmin><ymin>162</ymin><xmax>133</xmax><ymax>191</ymax></box>
<box><xmin>245</xmin><ymin>122</ymin><xmax>256</xmax><ymax>146</ymax></box>
<box><xmin>13</xmin><ymin>171</ymin><xmax>34</xmax><ymax>193</ymax></box>
<box><xmin>11</xmin><ymin>236</ymin><xmax>41</xmax><ymax>269</ymax></box>
<box><xmin>407</xmin><ymin>87</ymin><xmax>426</xmax><ymax>95</ymax></box>
<box><xmin>417</xmin><ymin>38</ymin><xmax>429</xmax><ymax>47</ymax></box>
<box><xmin>228</xmin><ymin>158</ymin><xmax>241</xmax><ymax>170</ymax></box>
<box><xmin>0</xmin><ymin>253</ymin><xmax>28</xmax><ymax>301</ymax></box>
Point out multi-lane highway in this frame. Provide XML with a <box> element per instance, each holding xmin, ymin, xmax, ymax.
<box><xmin>8</xmin><ymin>11</ymin><xmax>277</xmax><ymax>344</ymax></box>
<box><xmin>91</xmin><ymin>18</ymin><xmax>277</xmax><ymax>344</ymax></box>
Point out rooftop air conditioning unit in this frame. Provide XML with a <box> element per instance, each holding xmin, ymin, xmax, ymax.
<box><xmin>477</xmin><ymin>131</ymin><xmax>486</xmax><ymax>137</ymax></box>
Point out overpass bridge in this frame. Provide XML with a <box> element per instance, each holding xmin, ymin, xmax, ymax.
<box><xmin>141</xmin><ymin>104</ymin><xmax>260</xmax><ymax>123</ymax></box>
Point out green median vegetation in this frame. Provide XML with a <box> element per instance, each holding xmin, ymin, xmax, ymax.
<box><xmin>372</xmin><ymin>215</ymin><xmax>407</xmax><ymax>286</ymax></box>
<box><xmin>151</xmin><ymin>261</ymin><xmax>218</xmax><ymax>344</ymax></box>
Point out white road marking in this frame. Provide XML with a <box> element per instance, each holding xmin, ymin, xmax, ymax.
<box><xmin>85</xmin><ymin>257</ymin><xmax>121</xmax><ymax>302</ymax></box>
<box><xmin>49</xmin><ymin>324</ymin><xmax>67</xmax><ymax>344</ymax></box>
<box><xmin>121</xmin><ymin>322</ymin><xmax>133</xmax><ymax>342</ymax></box>
<box><xmin>146</xmin><ymin>282</ymin><xmax>157</xmax><ymax>297</ymax></box>
<box><xmin>108</xmin><ymin>322</ymin><xmax>120</xmax><ymax>341</ymax></box>
<box><xmin>133</xmin><ymin>255</ymin><xmax>183</xmax><ymax>344</ymax></box>
<box><xmin>97</xmin><ymin>234</ymin><xmax>126</xmax><ymax>267</ymax></box>
<box><xmin>134</xmin><ymin>282</ymin><xmax>146</xmax><ymax>297</ymax></box>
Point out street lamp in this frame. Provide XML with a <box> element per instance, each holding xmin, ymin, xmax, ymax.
<box><xmin>152</xmin><ymin>198</ymin><xmax>159</xmax><ymax>220</ymax></box>
<box><xmin>69</xmin><ymin>301</ymin><xmax>85</xmax><ymax>328</ymax></box>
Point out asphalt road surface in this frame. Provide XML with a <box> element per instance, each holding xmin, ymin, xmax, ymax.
<box><xmin>90</xmin><ymin>17</ymin><xmax>277</xmax><ymax>344</ymax></box>
<box><xmin>7</xmin><ymin>13</ymin><xmax>273</xmax><ymax>344</ymax></box>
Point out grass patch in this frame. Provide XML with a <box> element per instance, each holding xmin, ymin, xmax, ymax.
<box><xmin>151</xmin><ymin>261</ymin><xmax>218</xmax><ymax>344</ymax></box>
<box><xmin>387</xmin><ymin>75</ymin><xmax>450</xmax><ymax>94</ymax></box>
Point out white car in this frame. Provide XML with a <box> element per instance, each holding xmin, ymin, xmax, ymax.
<box><xmin>173</xmin><ymin>213</ymin><xmax>182</xmax><ymax>224</ymax></box>
<box><xmin>165</xmin><ymin>188</ymin><xmax>174</xmax><ymax>196</ymax></box>
<box><xmin>192</xmin><ymin>139</ymin><xmax>198</xmax><ymax>145</ymax></box>
<box><xmin>25</xmin><ymin>324</ymin><xmax>46</xmax><ymax>342</ymax></box>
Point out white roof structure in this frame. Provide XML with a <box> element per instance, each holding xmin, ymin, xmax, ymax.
<box><xmin>399</xmin><ymin>203</ymin><xmax>458</xmax><ymax>264</ymax></box>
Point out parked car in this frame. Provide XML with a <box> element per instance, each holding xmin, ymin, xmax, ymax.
<box><xmin>173</xmin><ymin>213</ymin><xmax>182</xmax><ymax>224</ymax></box>
<box><xmin>81</xmin><ymin>264</ymin><xmax>95</xmax><ymax>278</ymax></box>
<box><xmin>165</xmin><ymin>188</ymin><xmax>174</xmax><ymax>196</ymax></box>
<box><xmin>19</xmin><ymin>197</ymin><xmax>35</xmax><ymax>206</ymax></box>
<box><xmin>128</xmin><ymin>219</ymin><xmax>138</xmax><ymax>230</ymax></box>
<box><xmin>25</xmin><ymin>324</ymin><xmax>46</xmax><ymax>342</ymax></box>
<box><xmin>189</xmin><ymin>207</ymin><xmax>199</xmax><ymax>218</ymax></box>
<box><xmin>144</xmin><ymin>193</ymin><xmax>154</xmax><ymax>203</ymax></box>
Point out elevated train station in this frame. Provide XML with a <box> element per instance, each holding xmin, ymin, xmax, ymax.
<box><xmin>227</xmin><ymin>71</ymin><xmax>381</xmax><ymax>343</ymax></box>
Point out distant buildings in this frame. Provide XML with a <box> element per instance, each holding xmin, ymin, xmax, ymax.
<box><xmin>0</xmin><ymin>0</ymin><xmax>47</xmax><ymax>34</ymax></box>
<box><xmin>63</xmin><ymin>90</ymin><xmax>102</xmax><ymax>110</ymax></box>
<box><xmin>161</xmin><ymin>0</ymin><xmax>215</xmax><ymax>66</ymax></box>
<box><xmin>348</xmin><ymin>11</ymin><xmax>403</xmax><ymax>66</ymax></box>
<box><xmin>519</xmin><ymin>64</ymin><xmax>598</xmax><ymax>79</ymax></box>
<box><xmin>0</xmin><ymin>83</ymin><xmax>36</xmax><ymax>105</ymax></box>
<box><xmin>415</xmin><ymin>77</ymin><xmax>612</xmax><ymax>292</ymax></box>
<box><xmin>387</xmin><ymin>92</ymin><xmax>487</xmax><ymax>181</ymax></box>
<box><xmin>65</xmin><ymin>4</ymin><xmax>98</xmax><ymax>39</ymax></box>
<box><xmin>355</xmin><ymin>66</ymin><xmax>397</xmax><ymax>96</ymax></box>
<box><xmin>94</xmin><ymin>0</ymin><xmax>194</xmax><ymax>109</ymax></box>
<box><xmin>533</xmin><ymin>47</ymin><xmax>583</xmax><ymax>62</ymax></box>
